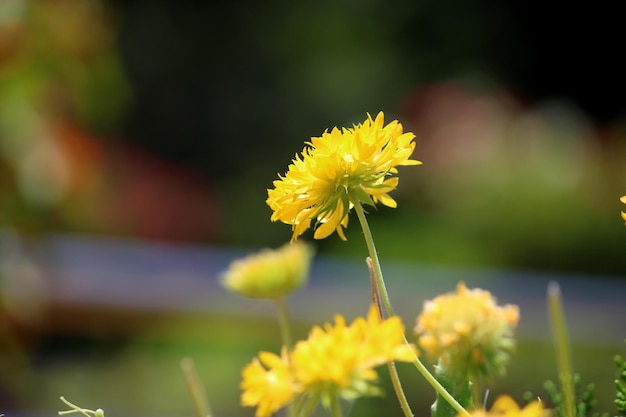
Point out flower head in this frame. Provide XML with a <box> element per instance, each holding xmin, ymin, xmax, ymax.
<box><xmin>621</xmin><ymin>196</ymin><xmax>626</xmax><ymax>224</ymax></box>
<box><xmin>241</xmin><ymin>350</ymin><xmax>295</xmax><ymax>417</ymax></box>
<box><xmin>415</xmin><ymin>282</ymin><xmax>519</xmax><ymax>380</ymax></box>
<box><xmin>290</xmin><ymin>305</ymin><xmax>417</xmax><ymax>405</ymax></box>
<box><xmin>461</xmin><ymin>395</ymin><xmax>547</xmax><ymax>417</ymax></box>
<box><xmin>267</xmin><ymin>112</ymin><xmax>420</xmax><ymax>241</ymax></box>
<box><xmin>221</xmin><ymin>241</ymin><xmax>313</xmax><ymax>299</ymax></box>
<box><xmin>240</xmin><ymin>305</ymin><xmax>417</xmax><ymax>415</ymax></box>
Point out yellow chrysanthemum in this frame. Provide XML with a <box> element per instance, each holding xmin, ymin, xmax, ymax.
<box><xmin>462</xmin><ymin>395</ymin><xmax>547</xmax><ymax>417</ymax></box>
<box><xmin>241</xmin><ymin>350</ymin><xmax>295</xmax><ymax>417</ymax></box>
<box><xmin>620</xmin><ymin>196</ymin><xmax>626</xmax><ymax>224</ymax></box>
<box><xmin>267</xmin><ymin>112</ymin><xmax>421</xmax><ymax>241</ymax></box>
<box><xmin>415</xmin><ymin>282</ymin><xmax>519</xmax><ymax>379</ymax></box>
<box><xmin>221</xmin><ymin>241</ymin><xmax>313</xmax><ymax>299</ymax></box>
<box><xmin>290</xmin><ymin>305</ymin><xmax>417</xmax><ymax>405</ymax></box>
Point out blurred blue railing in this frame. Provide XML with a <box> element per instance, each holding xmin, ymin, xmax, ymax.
<box><xmin>1</xmin><ymin>230</ymin><xmax>625</xmax><ymax>346</ymax></box>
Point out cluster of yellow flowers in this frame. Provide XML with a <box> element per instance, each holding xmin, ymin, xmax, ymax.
<box><xmin>222</xmin><ymin>112</ymin><xmax>559</xmax><ymax>417</ymax></box>
<box><xmin>415</xmin><ymin>282</ymin><xmax>519</xmax><ymax>380</ymax></box>
<box><xmin>223</xmin><ymin>242</ymin><xmax>525</xmax><ymax>417</ymax></box>
<box><xmin>240</xmin><ymin>305</ymin><xmax>417</xmax><ymax>417</ymax></box>
<box><xmin>266</xmin><ymin>112</ymin><xmax>420</xmax><ymax>241</ymax></box>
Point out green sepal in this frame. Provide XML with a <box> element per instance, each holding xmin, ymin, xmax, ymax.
<box><xmin>351</xmin><ymin>186</ymin><xmax>376</xmax><ymax>207</ymax></box>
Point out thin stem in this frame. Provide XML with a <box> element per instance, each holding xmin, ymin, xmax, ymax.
<box><xmin>294</xmin><ymin>392</ymin><xmax>320</xmax><ymax>417</ymax></box>
<box><xmin>368</xmin><ymin>258</ymin><xmax>414</xmax><ymax>417</ymax></box>
<box><xmin>330</xmin><ymin>396</ymin><xmax>343</xmax><ymax>417</ymax></box>
<box><xmin>180</xmin><ymin>357</ymin><xmax>213</xmax><ymax>417</ymax></box>
<box><xmin>548</xmin><ymin>282</ymin><xmax>575</xmax><ymax>417</ymax></box>
<box><xmin>471</xmin><ymin>378</ymin><xmax>480</xmax><ymax>410</ymax></box>
<box><xmin>58</xmin><ymin>397</ymin><xmax>103</xmax><ymax>417</ymax></box>
<box><xmin>411</xmin><ymin>351</ymin><xmax>471</xmax><ymax>417</ymax></box>
<box><xmin>352</xmin><ymin>201</ymin><xmax>395</xmax><ymax>317</ymax></box>
<box><xmin>388</xmin><ymin>361</ymin><xmax>414</xmax><ymax>417</ymax></box>
<box><xmin>353</xmin><ymin>200</ymin><xmax>471</xmax><ymax>417</ymax></box>
<box><xmin>274</xmin><ymin>297</ymin><xmax>293</xmax><ymax>348</ymax></box>
<box><xmin>273</xmin><ymin>298</ymin><xmax>295</xmax><ymax>417</ymax></box>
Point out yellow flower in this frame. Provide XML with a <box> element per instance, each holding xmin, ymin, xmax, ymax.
<box><xmin>241</xmin><ymin>350</ymin><xmax>295</xmax><ymax>417</ymax></box>
<box><xmin>290</xmin><ymin>305</ymin><xmax>417</xmax><ymax>405</ymax></box>
<box><xmin>240</xmin><ymin>305</ymin><xmax>417</xmax><ymax>415</ymax></box>
<box><xmin>461</xmin><ymin>395</ymin><xmax>547</xmax><ymax>417</ymax></box>
<box><xmin>221</xmin><ymin>241</ymin><xmax>313</xmax><ymax>299</ymax></box>
<box><xmin>621</xmin><ymin>196</ymin><xmax>626</xmax><ymax>224</ymax></box>
<box><xmin>415</xmin><ymin>282</ymin><xmax>519</xmax><ymax>379</ymax></box>
<box><xmin>267</xmin><ymin>112</ymin><xmax>420</xmax><ymax>241</ymax></box>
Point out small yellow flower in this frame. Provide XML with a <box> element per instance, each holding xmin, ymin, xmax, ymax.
<box><xmin>290</xmin><ymin>305</ymin><xmax>417</xmax><ymax>405</ymax></box>
<box><xmin>221</xmin><ymin>241</ymin><xmax>313</xmax><ymax>299</ymax></box>
<box><xmin>241</xmin><ymin>350</ymin><xmax>295</xmax><ymax>417</ymax></box>
<box><xmin>267</xmin><ymin>112</ymin><xmax>421</xmax><ymax>241</ymax></box>
<box><xmin>621</xmin><ymin>196</ymin><xmax>626</xmax><ymax>224</ymax></box>
<box><xmin>461</xmin><ymin>395</ymin><xmax>547</xmax><ymax>417</ymax></box>
<box><xmin>415</xmin><ymin>282</ymin><xmax>519</xmax><ymax>380</ymax></box>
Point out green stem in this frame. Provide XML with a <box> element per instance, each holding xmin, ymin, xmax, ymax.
<box><xmin>352</xmin><ymin>200</ymin><xmax>471</xmax><ymax>417</ymax></box>
<box><xmin>273</xmin><ymin>297</ymin><xmax>295</xmax><ymax>417</ymax></box>
<box><xmin>294</xmin><ymin>392</ymin><xmax>320</xmax><ymax>417</ymax></box>
<box><xmin>330</xmin><ymin>396</ymin><xmax>343</xmax><ymax>417</ymax></box>
<box><xmin>180</xmin><ymin>357</ymin><xmax>213</xmax><ymax>417</ymax></box>
<box><xmin>548</xmin><ymin>282</ymin><xmax>575</xmax><ymax>417</ymax></box>
<box><xmin>58</xmin><ymin>397</ymin><xmax>103</xmax><ymax>417</ymax></box>
<box><xmin>368</xmin><ymin>258</ymin><xmax>414</xmax><ymax>417</ymax></box>
<box><xmin>412</xmin><ymin>351</ymin><xmax>471</xmax><ymax>417</ymax></box>
<box><xmin>388</xmin><ymin>360</ymin><xmax>414</xmax><ymax>417</ymax></box>
<box><xmin>470</xmin><ymin>377</ymin><xmax>480</xmax><ymax>410</ymax></box>
<box><xmin>431</xmin><ymin>365</ymin><xmax>473</xmax><ymax>417</ymax></box>
<box><xmin>352</xmin><ymin>200</ymin><xmax>395</xmax><ymax>317</ymax></box>
<box><xmin>274</xmin><ymin>297</ymin><xmax>293</xmax><ymax>348</ymax></box>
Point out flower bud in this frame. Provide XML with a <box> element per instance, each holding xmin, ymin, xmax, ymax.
<box><xmin>415</xmin><ymin>282</ymin><xmax>519</xmax><ymax>380</ymax></box>
<box><xmin>221</xmin><ymin>241</ymin><xmax>313</xmax><ymax>299</ymax></box>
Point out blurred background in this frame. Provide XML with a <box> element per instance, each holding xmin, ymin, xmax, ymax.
<box><xmin>1</xmin><ymin>0</ymin><xmax>625</xmax><ymax>416</ymax></box>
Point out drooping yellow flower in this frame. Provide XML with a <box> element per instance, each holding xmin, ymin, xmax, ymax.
<box><xmin>620</xmin><ymin>196</ymin><xmax>626</xmax><ymax>224</ymax></box>
<box><xmin>267</xmin><ymin>112</ymin><xmax>421</xmax><ymax>241</ymax></box>
<box><xmin>290</xmin><ymin>305</ymin><xmax>417</xmax><ymax>405</ymax></box>
<box><xmin>461</xmin><ymin>395</ymin><xmax>547</xmax><ymax>417</ymax></box>
<box><xmin>415</xmin><ymin>282</ymin><xmax>519</xmax><ymax>380</ymax></box>
<box><xmin>221</xmin><ymin>241</ymin><xmax>313</xmax><ymax>299</ymax></box>
<box><xmin>241</xmin><ymin>350</ymin><xmax>295</xmax><ymax>417</ymax></box>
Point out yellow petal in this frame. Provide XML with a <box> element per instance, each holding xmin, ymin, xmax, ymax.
<box><xmin>491</xmin><ymin>395</ymin><xmax>520</xmax><ymax>413</ymax></box>
<box><xmin>314</xmin><ymin>206</ymin><xmax>344</xmax><ymax>240</ymax></box>
<box><xmin>377</xmin><ymin>193</ymin><xmax>397</xmax><ymax>208</ymax></box>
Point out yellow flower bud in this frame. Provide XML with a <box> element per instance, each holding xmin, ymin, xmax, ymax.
<box><xmin>221</xmin><ymin>241</ymin><xmax>313</xmax><ymax>299</ymax></box>
<box><xmin>415</xmin><ymin>282</ymin><xmax>519</xmax><ymax>380</ymax></box>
